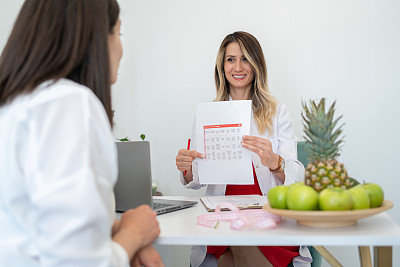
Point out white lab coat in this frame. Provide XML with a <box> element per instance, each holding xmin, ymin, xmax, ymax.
<box><xmin>180</xmin><ymin>100</ymin><xmax>312</xmax><ymax>267</ymax></box>
<box><xmin>0</xmin><ymin>79</ymin><xmax>129</xmax><ymax>266</ymax></box>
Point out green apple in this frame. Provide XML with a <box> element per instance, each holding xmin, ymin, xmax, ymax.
<box><xmin>348</xmin><ymin>186</ymin><xmax>370</xmax><ymax>210</ymax></box>
<box><xmin>287</xmin><ymin>182</ymin><xmax>305</xmax><ymax>194</ymax></box>
<box><xmin>361</xmin><ymin>183</ymin><xmax>384</xmax><ymax>208</ymax></box>
<box><xmin>268</xmin><ymin>185</ymin><xmax>289</xmax><ymax>209</ymax></box>
<box><xmin>289</xmin><ymin>182</ymin><xmax>305</xmax><ymax>188</ymax></box>
<box><xmin>319</xmin><ymin>187</ymin><xmax>353</xmax><ymax>211</ymax></box>
<box><xmin>287</xmin><ymin>184</ymin><xmax>319</xmax><ymax>211</ymax></box>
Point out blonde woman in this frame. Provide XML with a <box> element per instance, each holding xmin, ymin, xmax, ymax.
<box><xmin>176</xmin><ymin>32</ymin><xmax>310</xmax><ymax>267</ymax></box>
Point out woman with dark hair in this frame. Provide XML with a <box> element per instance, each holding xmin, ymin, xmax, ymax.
<box><xmin>0</xmin><ymin>0</ymin><xmax>163</xmax><ymax>266</ymax></box>
<box><xmin>176</xmin><ymin>32</ymin><xmax>311</xmax><ymax>267</ymax></box>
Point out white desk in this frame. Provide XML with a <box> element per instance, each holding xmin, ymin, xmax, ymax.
<box><xmin>154</xmin><ymin>196</ymin><xmax>400</xmax><ymax>266</ymax></box>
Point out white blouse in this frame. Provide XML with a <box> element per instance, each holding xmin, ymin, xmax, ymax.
<box><xmin>0</xmin><ymin>79</ymin><xmax>129</xmax><ymax>266</ymax></box>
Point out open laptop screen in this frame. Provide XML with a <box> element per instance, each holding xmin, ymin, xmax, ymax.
<box><xmin>114</xmin><ymin>141</ymin><xmax>153</xmax><ymax>212</ymax></box>
<box><xmin>113</xmin><ymin>141</ymin><xmax>197</xmax><ymax>215</ymax></box>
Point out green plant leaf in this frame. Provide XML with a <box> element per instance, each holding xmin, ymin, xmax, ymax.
<box><xmin>348</xmin><ymin>177</ymin><xmax>360</xmax><ymax>188</ymax></box>
<box><xmin>140</xmin><ymin>134</ymin><xmax>146</xmax><ymax>141</ymax></box>
<box><xmin>118</xmin><ymin>137</ymin><xmax>130</xmax><ymax>142</ymax></box>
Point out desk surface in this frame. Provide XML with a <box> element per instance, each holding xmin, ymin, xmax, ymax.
<box><xmin>153</xmin><ymin>196</ymin><xmax>400</xmax><ymax>246</ymax></box>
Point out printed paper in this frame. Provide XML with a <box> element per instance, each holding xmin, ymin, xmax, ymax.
<box><xmin>196</xmin><ymin>100</ymin><xmax>253</xmax><ymax>184</ymax></box>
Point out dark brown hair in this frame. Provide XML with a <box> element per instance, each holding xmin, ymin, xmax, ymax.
<box><xmin>0</xmin><ymin>0</ymin><xmax>120</xmax><ymax>125</ymax></box>
<box><xmin>214</xmin><ymin>31</ymin><xmax>277</xmax><ymax>135</ymax></box>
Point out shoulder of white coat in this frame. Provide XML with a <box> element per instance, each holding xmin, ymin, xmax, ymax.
<box><xmin>33</xmin><ymin>78</ymin><xmax>97</xmax><ymax>104</ymax></box>
<box><xmin>1</xmin><ymin>79</ymin><xmax>98</xmax><ymax>118</ymax></box>
<box><xmin>276</xmin><ymin>101</ymin><xmax>285</xmax><ymax>113</ymax></box>
<box><xmin>275</xmin><ymin>101</ymin><xmax>292</xmax><ymax>119</ymax></box>
<box><xmin>30</xmin><ymin>79</ymin><xmax>109</xmax><ymax>125</ymax></box>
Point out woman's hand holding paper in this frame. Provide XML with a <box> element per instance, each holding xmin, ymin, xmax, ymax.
<box><xmin>176</xmin><ymin>149</ymin><xmax>204</xmax><ymax>172</ymax></box>
<box><xmin>176</xmin><ymin>149</ymin><xmax>204</xmax><ymax>183</ymax></box>
<box><xmin>241</xmin><ymin>135</ymin><xmax>279</xmax><ymax>170</ymax></box>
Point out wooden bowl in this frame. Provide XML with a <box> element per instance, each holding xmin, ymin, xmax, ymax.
<box><xmin>263</xmin><ymin>200</ymin><xmax>393</xmax><ymax>227</ymax></box>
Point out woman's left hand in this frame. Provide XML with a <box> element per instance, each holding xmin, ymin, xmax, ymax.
<box><xmin>131</xmin><ymin>245</ymin><xmax>164</xmax><ymax>267</ymax></box>
<box><xmin>241</xmin><ymin>135</ymin><xmax>278</xmax><ymax>169</ymax></box>
<box><xmin>112</xmin><ymin>219</ymin><xmax>121</xmax><ymax>236</ymax></box>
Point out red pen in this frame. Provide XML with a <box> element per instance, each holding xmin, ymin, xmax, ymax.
<box><xmin>184</xmin><ymin>138</ymin><xmax>191</xmax><ymax>176</ymax></box>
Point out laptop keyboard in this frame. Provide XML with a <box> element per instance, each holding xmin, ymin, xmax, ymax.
<box><xmin>153</xmin><ymin>202</ymin><xmax>174</xmax><ymax>210</ymax></box>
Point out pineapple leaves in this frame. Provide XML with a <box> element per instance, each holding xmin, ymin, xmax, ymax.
<box><xmin>303</xmin><ymin>98</ymin><xmax>350</xmax><ymax>192</ymax></box>
<box><xmin>329</xmin><ymin>115</ymin><xmax>343</xmax><ymax>134</ymax></box>
<box><xmin>326</xmin><ymin>101</ymin><xmax>337</xmax><ymax>125</ymax></box>
<box><xmin>301</xmin><ymin>98</ymin><xmax>345</xmax><ymax>161</ymax></box>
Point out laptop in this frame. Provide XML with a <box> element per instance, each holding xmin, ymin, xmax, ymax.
<box><xmin>113</xmin><ymin>141</ymin><xmax>197</xmax><ymax>215</ymax></box>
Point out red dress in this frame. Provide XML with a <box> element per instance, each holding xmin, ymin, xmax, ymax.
<box><xmin>207</xmin><ymin>164</ymin><xmax>300</xmax><ymax>267</ymax></box>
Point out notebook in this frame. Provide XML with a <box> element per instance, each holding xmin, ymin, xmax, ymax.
<box><xmin>113</xmin><ymin>141</ymin><xmax>197</xmax><ymax>215</ymax></box>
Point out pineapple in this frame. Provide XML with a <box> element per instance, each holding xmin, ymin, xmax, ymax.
<box><xmin>302</xmin><ymin>98</ymin><xmax>351</xmax><ymax>192</ymax></box>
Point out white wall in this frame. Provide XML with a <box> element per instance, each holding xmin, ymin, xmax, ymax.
<box><xmin>1</xmin><ymin>0</ymin><xmax>399</xmax><ymax>266</ymax></box>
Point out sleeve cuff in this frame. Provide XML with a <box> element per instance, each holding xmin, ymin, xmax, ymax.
<box><xmin>111</xmin><ymin>241</ymin><xmax>130</xmax><ymax>267</ymax></box>
<box><xmin>283</xmin><ymin>159</ymin><xmax>305</xmax><ymax>185</ymax></box>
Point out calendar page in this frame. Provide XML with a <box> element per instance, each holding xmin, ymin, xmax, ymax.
<box><xmin>196</xmin><ymin>100</ymin><xmax>253</xmax><ymax>185</ymax></box>
<box><xmin>203</xmin><ymin>123</ymin><xmax>243</xmax><ymax>161</ymax></box>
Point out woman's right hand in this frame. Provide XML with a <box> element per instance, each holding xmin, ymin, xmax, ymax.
<box><xmin>175</xmin><ymin>149</ymin><xmax>204</xmax><ymax>173</ymax></box>
<box><xmin>112</xmin><ymin>205</ymin><xmax>160</xmax><ymax>261</ymax></box>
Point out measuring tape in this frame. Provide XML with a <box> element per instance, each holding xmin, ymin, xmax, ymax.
<box><xmin>197</xmin><ymin>202</ymin><xmax>281</xmax><ymax>230</ymax></box>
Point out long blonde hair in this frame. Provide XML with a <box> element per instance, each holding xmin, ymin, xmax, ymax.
<box><xmin>214</xmin><ymin>31</ymin><xmax>278</xmax><ymax>135</ymax></box>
